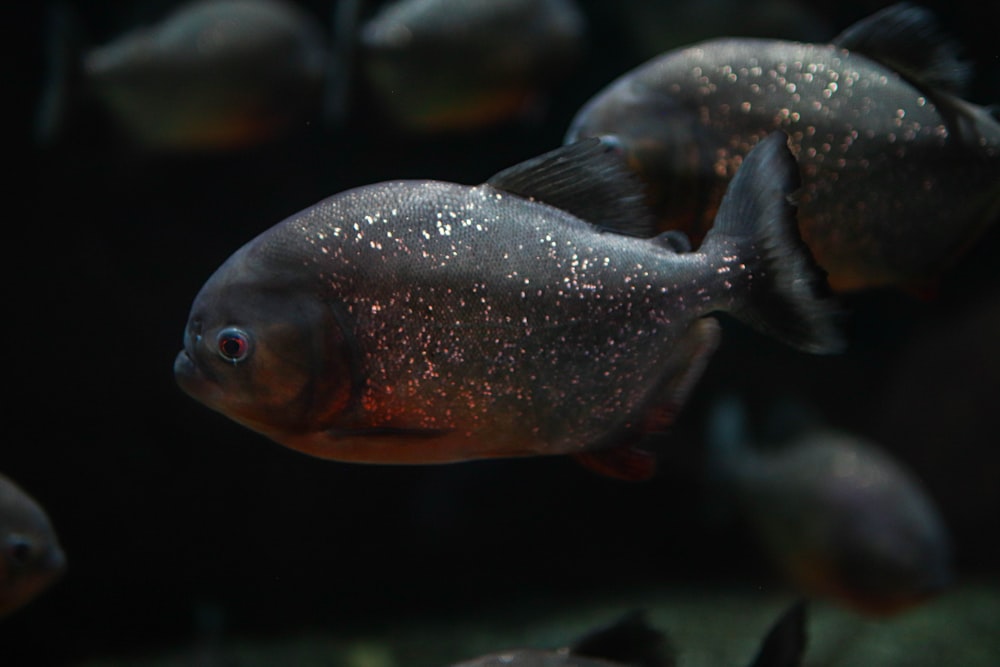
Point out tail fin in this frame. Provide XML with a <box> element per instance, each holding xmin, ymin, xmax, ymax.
<box><xmin>701</xmin><ymin>131</ymin><xmax>844</xmax><ymax>354</ymax></box>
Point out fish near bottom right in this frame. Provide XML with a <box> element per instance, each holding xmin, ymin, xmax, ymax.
<box><xmin>706</xmin><ymin>397</ymin><xmax>953</xmax><ymax>617</ymax></box>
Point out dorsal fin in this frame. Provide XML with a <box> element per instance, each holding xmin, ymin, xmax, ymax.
<box><xmin>746</xmin><ymin>601</ymin><xmax>808</xmax><ymax>667</ymax></box>
<box><xmin>570</xmin><ymin>611</ymin><xmax>677</xmax><ymax>667</ymax></box>
<box><xmin>486</xmin><ymin>137</ymin><xmax>657</xmax><ymax>237</ymax></box>
<box><xmin>831</xmin><ymin>3</ymin><xmax>971</xmax><ymax>96</ymax></box>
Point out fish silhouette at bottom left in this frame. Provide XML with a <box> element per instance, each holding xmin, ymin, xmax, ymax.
<box><xmin>175</xmin><ymin>132</ymin><xmax>842</xmax><ymax>480</ymax></box>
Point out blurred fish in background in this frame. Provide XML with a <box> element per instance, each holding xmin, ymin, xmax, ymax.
<box><xmin>357</xmin><ymin>0</ymin><xmax>587</xmax><ymax>133</ymax></box>
<box><xmin>37</xmin><ymin>0</ymin><xmax>329</xmax><ymax>152</ymax></box>
<box><xmin>566</xmin><ymin>3</ymin><xmax>1000</xmax><ymax>293</ymax></box>
<box><xmin>0</xmin><ymin>473</ymin><xmax>65</xmax><ymax>618</ymax></box>
<box><xmin>706</xmin><ymin>396</ymin><xmax>953</xmax><ymax>617</ymax></box>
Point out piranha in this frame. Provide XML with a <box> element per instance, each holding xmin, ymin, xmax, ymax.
<box><xmin>174</xmin><ymin>132</ymin><xmax>842</xmax><ymax>479</ymax></box>
<box><xmin>565</xmin><ymin>3</ymin><xmax>1000</xmax><ymax>292</ymax></box>
<box><xmin>0</xmin><ymin>473</ymin><xmax>66</xmax><ymax>618</ymax></box>
<box><xmin>707</xmin><ymin>397</ymin><xmax>953</xmax><ymax>616</ymax></box>
<box><xmin>451</xmin><ymin>604</ymin><xmax>808</xmax><ymax>667</ymax></box>
<box><xmin>37</xmin><ymin>0</ymin><xmax>328</xmax><ymax>152</ymax></box>
<box><xmin>358</xmin><ymin>0</ymin><xmax>586</xmax><ymax>132</ymax></box>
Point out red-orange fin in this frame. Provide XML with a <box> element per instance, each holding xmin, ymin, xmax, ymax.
<box><xmin>573</xmin><ymin>445</ymin><xmax>657</xmax><ymax>482</ymax></box>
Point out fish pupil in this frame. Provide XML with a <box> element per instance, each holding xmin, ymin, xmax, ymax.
<box><xmin>216</xmin><ymin>328</ymin><xmax>250</xmax><ymax>362</ymax></box>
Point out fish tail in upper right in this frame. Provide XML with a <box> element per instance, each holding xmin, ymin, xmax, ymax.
<box><xmin>699</xmin><ymin>131</ymin><xmax>845</xmax><ymax>355</ymax></box>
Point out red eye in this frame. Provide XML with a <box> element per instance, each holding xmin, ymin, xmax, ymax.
<box><xmin>216</xmin><ymin>328</ymin><xmax>251</xmax><ymax>363</ymax></box>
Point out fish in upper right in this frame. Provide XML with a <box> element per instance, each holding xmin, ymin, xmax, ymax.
<box><xmin>0</xmin><ymin>473</ymin><xmax>66</xmax><ymax>618</ymax></box>
<box><xmin>566</xmin><ymin>3</ymin><xmax>1000</xmax><ymax>293</ymax></box>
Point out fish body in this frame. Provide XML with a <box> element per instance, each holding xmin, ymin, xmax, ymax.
<box><xmin>359</xmin><ymin>0</ymin><xmax>586</xmax><ymax>132</ymax></box>
<box><xmin>175</xmin><ymin>134</ymin><xmax>841</xmax><ymax>475</ymax></box>
<box><xmin>71</xmin><ymin>0</ymin><xmax>327</xmax><ymax>150</ymax></box>
<box><xmin>0</xmin><ymin>474</ymin><xmax>66</xmax><ymax>618</ymax></box>
<box><xmin>709</xmin><ymin>398</ymin><xmax>953</xmax><ymax>616</ymax></box>
<box><xmin>566</xmin><ymin>4</ymin><xmax>1000</xmax><ymax>292</ymax></box>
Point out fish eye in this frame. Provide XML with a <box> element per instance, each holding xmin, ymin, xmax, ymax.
<box><xmin>5</xmin><ymin>535</ymin><xmax>35</xmax><ymax>567</ymax></box>
<box><xmin>216</xmin><ymin>328</ymin><xmax>252</xmax><ymax>363</ymax></box>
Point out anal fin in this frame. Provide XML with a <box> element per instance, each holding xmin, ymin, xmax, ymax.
<box><xmin>573</xmin><ymin>444</ymin><xmax>657</xmax><ymax>482</ymax></box>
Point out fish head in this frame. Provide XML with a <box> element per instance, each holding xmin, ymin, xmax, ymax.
<box><xmin>174</xmin><ymin>245</ymin><xmax>356</xmax><ymax>441</ymax></box>
<box><xmin>566</xmin><ymin>75</ymin><xmax>727</xmax><ymax>242</ymax></box>
<box><xmin>0</xmin><ymin>477</ymin><xmax>66</xmax><ymax>617</ymax></box>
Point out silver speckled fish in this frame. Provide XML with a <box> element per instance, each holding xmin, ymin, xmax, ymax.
<box><xmin>174</xmin><ymin>133</ymin><xmax>842</xmax><ymax>479</ymax></box>
<box><xmin>0</xmin><ymin>473</ymin><xmax>65</xmax><ymax>618</ymax></box>
<box><xmin>566</xmin><ymin>3</ymin><xmax>1000</xmax><ymax>292</ymax></box>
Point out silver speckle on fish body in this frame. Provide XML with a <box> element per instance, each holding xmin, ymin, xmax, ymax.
<box><xmin>175</xmin><ymin>135</ymin><xmax>841</xmax><ymax>475</ymax></box>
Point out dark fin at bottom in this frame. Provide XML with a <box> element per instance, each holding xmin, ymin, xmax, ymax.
<box><xmin>701</xmin><ymin>131</ymin><xmax>845</xmax><ymax>354</ymax></box>
<box><xmin>574</xmin><ymin>444</ymin><xmax>657</xmax><ymax>481</ymax></box>
<box><xmin>747</xmin><ymin>600</ymin><xmax>808</xmax><ymax>667</ymax></box>
<box><xmin>571</xmin><ymin>611</ymin><xmax>677</xmax><ymax>667</ymax></box>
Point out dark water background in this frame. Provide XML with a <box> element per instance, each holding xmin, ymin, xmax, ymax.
<box><xmin>9</xmin><ymin>0</ymin><xmax>1000</xmax><ymax>664</ymax></box>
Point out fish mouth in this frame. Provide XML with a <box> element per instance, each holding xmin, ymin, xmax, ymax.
<box><xmin>174</xmin><ymin>350</ymin><xmax>210</xmax><ymax>399</ymax></box>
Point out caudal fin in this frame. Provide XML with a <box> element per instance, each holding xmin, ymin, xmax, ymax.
<box><xmin>701</xmin><ymin>131</ymin><xmax>844</xmax><ymax>354</ymax></box>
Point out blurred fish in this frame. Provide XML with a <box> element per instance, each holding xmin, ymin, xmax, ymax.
<box><xmin>174</xmin><ymin>133</ymin><xmax>842</xmax><ymax>479</ymax></box>
<box><xmin>451</xmin><ymin>603</ymin><xmax>807</xmax><ymax>667</ymax></box>
<box><xmin>0</xmin><ymin>473</ymin><xmax>66</xmax><ymax>618</ymax></box>
<box><xmin>451</xmin><ymin>611</ymin><xmax>675</xmax><ymax>667</ymax></box>
<box><xmin>707</xmin><ymin>397</ymin><xmax>953</xmax><ymax>616</ymax></box>
<box><xmin>566</xmin><ymin>3</ymin><xmax>1000</xmax><ymax>292</ymax></box>
<box><xmin>38</xmin><ymin>0</ymin><xmax>328</xmax><ymax>152</ymax></box>
<box><xmin>358</xmin><ymin>0</ymin><xmax>586</xmax><ymax>132</ymax></box>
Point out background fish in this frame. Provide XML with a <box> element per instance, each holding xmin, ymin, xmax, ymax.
<box><xmin>0</xmin><ymin>473</ymin><xmax>65</xmax><ymax>618</ymax></box>
<box><xmin>565</xmin><ymin>3</ymin><xmax>1000</xmax><ymax>292</ymax></box>
<box><xmin>174</xmin><ymin>133</ymin><xmax>841</xmax><ymax>478</ymax></box>
<box><xmin>451</xmin><ymin>611</ymin><xmax>675</xmax><ymax>667</ymax></box>
<box><xmin>38</xmin><ymin>0</ymin><xmax>328</xmax><ymax>152</ymax></box>
<box><xmin>358</xmin><ymin>0</ymin><xmax>587</xmax><ymax>132</ymax></box>
<box><xmin>706</xmin><ymin>396</ymin><xmax>953</xmax><ymax>616</ymax></box>
<box><xmin>451</xmin><ymin>604</ymin><xmax>806</xmax><ymax>667</ymax></box>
